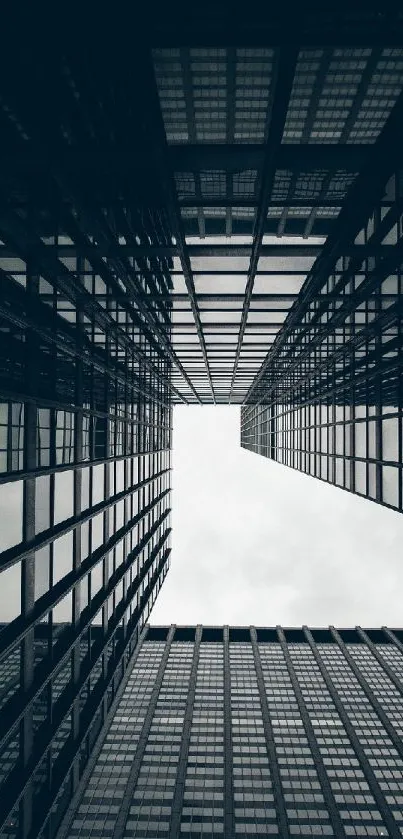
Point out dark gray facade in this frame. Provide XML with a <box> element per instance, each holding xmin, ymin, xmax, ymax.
<box><xmin>57</xmin><ymin>625</ymin><xmax>403</xmax><ymax>839</ymax></box>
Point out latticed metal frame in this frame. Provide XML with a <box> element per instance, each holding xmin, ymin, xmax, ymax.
<box><xmin>0</xmin><ymin>56</ymin><xmax>177</xmax><ymax>837</ymax></box>
<box><xmin>241</xmin><ymin>167</ymin><xmax>403</xmax><ymax>512</ymax></box>
<box><xmin>0</xmin><ymin>250</ymin><xmax>173</xmax><ymax>839</ymax></box>
<box><xmin>150</xmin><ymin>41</ymin><xmax>403</xmax><ymax>403</ymax></box>
<box><xmin>56</xmin><ymin>624</ymin><xmax>403</xmax><ymax>839</ymax></box>
<box><xmin>0</xmin><ymin>11</ymin><xmax>403</xmax><ymax>839</ymax></box>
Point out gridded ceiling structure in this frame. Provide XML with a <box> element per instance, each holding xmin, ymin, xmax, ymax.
<box><xmin>0</xmin><ymin>9</ymin><xmax>403</xmax><ymax>405</ymax></box>
<box><xmin>151</xmin><ymin>43</ymin><xmax>403</xmax><ymax>402</ymax></box>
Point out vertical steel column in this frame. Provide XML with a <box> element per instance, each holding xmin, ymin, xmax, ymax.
<box><xmin>276</xmin><ymin>627</ymin><xmax>346</xmax><ymax>839</ymax></box>
<box><xmin>70</xmin><ymin>258</ymin><xmax>85</xmax><ymax>794</ymax></box>
<box><xmin>55</xmin><ymin>624</ymin><xmax>150</xmax><ymax>839</ymax></box>
<box><xmin>101</xmin><ymin>291</ymin><xmax>112</xmax><ymax>722</ymax></box>
<box><xmin>20</xmin><ymin>267</ymin><xmax>39</xmax><ymax>839</ymax></box>
<box><xmin>250</xmin><ymin>627</ymin><xmax>290</xmax><ymax>839</ymax></box>
<box><xmin>168</xmin><ymin>625</ymin><xmax>202</xmax><ymax>839</ymax></box>
<box><xmin>303</xmin><ymin>627</ymin><xmax>400</xmax><ymax>839</ymax></box>
<box><xmin>111</xmin><ymin>624</ymin><xmax>176</xmax><ymax>839</ymax></box>
<box><xmin>329</xmin><ymin>627</ymin><xmax>403</xmax><ymax>761</ymax></box>
<box><xmin>355</xmin><ymin>628</ymin><xmax>403</xmax><ymax>698</ymax></box>
<box><xmin>223</xmin><ymin>625</ymin><xmax>234</xmax><ymax>839</ymax></box>
<box><xmin>382</xmin><ymin>627</ymin><xmax>403</xmax><ymax>656</ymax></box>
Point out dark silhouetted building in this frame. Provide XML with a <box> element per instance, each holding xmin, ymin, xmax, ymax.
<box><xmin>57</xmin><ymin>624</ymin><xmax>403</xmax><ymax>839</ymax></box>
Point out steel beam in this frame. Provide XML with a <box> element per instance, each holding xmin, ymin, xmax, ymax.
<box><xmin>223</xmin><ymin>625</ymin><xmax>234</xmax><ymax>839</ymax></box>
<box><xmin>246</xmin><ymin>88</ymin><xmax>403</xmax><ymax>403</ymax></box>
<box><xmin>276</xmin><ymin>627</ymin><xmax>346</xmax><ymax>839</ymax></box>
<box><xmin>133</xmin><ymin>51</ymin><xmax>216</xmax><ymax>400</ymax></box>
<box><xmin>0</xmin><ymin>144</ymin><xmax>373</xmax><ymax>175</ymax></box>
<box><xmin>230</xmin><ymin>48</ymin><xmax>299</xmax><ymax>400</ymax></box>
<box><xmin>303</xmin><ymin>627</ymin><xmax>401</xmax><ymax>839</ymax></box>
<box><xmin>250</xmin><ymin>628</ymin><xmax>290</xmax><ymax>838</ymax></box>
<box><xmin>168</xmin><ymin>626</ymin><xmax>202</xmax><ymax>839</ymax></box>
<box><xmin>110</xmin><ymin>626</ymin><xmax>176</xmax><ymax>839</ymax></box>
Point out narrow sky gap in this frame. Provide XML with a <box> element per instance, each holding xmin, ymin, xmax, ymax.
<box><xmin>151</xmin><ymin>405</ymin><xmax>403</xmax><ymax>626</ymax></box>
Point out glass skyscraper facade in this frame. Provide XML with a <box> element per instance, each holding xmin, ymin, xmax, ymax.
<box><xmin>1</xmin><ymin>8</ymin><xmax>403</xmax><ymax>839</ymax></box>
<box><xmin>0</xmin><ymin>173</ymin><xmax>173</xmax><ymax>838</ymax></box>
<box><xmin>56</xmin><ymin>625</ymin><xmax>403</xmax><ymax>839</ymax></box>
<box><xmin>0</xmin><ymin>265</ymin><xmax>173</xmax><ymax>839</ymax></box>
<box><xmin>240</xmin><ymin>165</ymin><xmax>403</xmax><ymax>513</ymax></box>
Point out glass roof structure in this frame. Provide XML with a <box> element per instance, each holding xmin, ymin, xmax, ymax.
<box><xmin>150</xmin><ymin>42</ymin><xmax>403</xmax><ymax>402</ymax></box>
<box><xmin>0</xmin><ymin>16</ymin><xmax>402</xmax><ymax>406</ymax></box>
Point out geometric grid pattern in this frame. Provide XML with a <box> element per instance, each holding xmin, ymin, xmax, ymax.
<box><xmin>241</xmin><ymin>168</ymin><xmax>403</xmax><ymax>512</ymax></box>
<box><xmin>58</xmin><ymin>625</ymin><xmax>403</xmax><ymax>839</ymax></box>
<box><xmin>0</xmin><ymin>222</ymin><xmax>173</xmax><ymax>839</ymax></box>
<box><xmin>152</xmin><ymin>45</ymin><xmax>403</xmax><ymax>402</ymax></box>
<box><xmin>0</xmin><ymin>13</ymin><xmax>403</xmax><ymax>839</ymax></box>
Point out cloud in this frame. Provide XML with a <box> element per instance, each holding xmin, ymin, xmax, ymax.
<box><xmin>151</xmin><ymin>405</ymin><xmax>403</xmax><ymax>627</ymax></box>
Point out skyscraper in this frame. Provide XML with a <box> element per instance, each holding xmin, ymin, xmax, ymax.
<box><xmin>57</xmin><ymin>624</ymin><xmax>403</xmax><ymax>839</ymax></box>
<box><xmin>240</xmin><ymin>152</ymin><xmax>403</xmax><ymax>513</ymax></box>
<box><xmin>1</xmin><ymin>8</ymin><xmax>403</xmax><ymax>839</ymax></box>
<box><xmin>0</xmin><ymin>242</ymin><xmax>173</xmax><ymax>838</ymax></box>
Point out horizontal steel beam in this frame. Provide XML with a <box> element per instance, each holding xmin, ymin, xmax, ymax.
<box><xmin>0</xmin><ymin>144</ymin><xmax>373</xmax><ymax>177</ymax></box>
<box><xmin>170</xmin><ymin>143</ymin><xmax>372</xmax><ymax>172</ymax></box>
<box><xmin>144</xmin><ymin>9</ymin><xmax>403</xmax><ymax>47</ymax></box>
<box><xmin>179</xmin><ymin>198</ymin><xmax>373</xmax><ymax>208</ymax></box>
<box><xmin>0</xmin><ymin>243</ymin><xmax>387</xmax><ymax>258</ymax></box>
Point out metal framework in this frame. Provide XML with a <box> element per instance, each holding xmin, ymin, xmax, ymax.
<box><xmin>0</xmin><ymin>28</ymin><xmax>402</xmax><ymax>407</ymax></box>
<box><xmin>0</xmin><ymin>54</ymin><xmax>176</xmax><ymax>837</ymax></box>
<box><xmin>57</xmin><ymin>624</ymin><xmax>403</xmax><ymax>839</ymax></box>
<box><xmin>1</xmin><ymin>9</ymin><xmax>403</xmax><ymax>839</ymax></box>
<box><xmin>150</xmin><ymin>35</ymin><xmax>403</xmax><ymax>403</ymax></box>
<box><xmin>241</xmin><ymin>158</ymin><xmax>403</xmax><ymax>511</ymax></box>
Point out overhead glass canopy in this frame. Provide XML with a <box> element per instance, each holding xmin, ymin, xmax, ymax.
<box><xmin>150</xmin><ymin>45</ymin><xmax>403</xmax><ymax>402</ymax></box>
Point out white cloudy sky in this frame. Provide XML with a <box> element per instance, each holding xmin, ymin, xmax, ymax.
<box><xmin>151</xmin><ymin>405</ymin><xmax>403</xmax><ymax>628</ymax></box>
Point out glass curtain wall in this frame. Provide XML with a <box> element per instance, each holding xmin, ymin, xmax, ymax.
<box><xmin>0</xmin><ymin>237</ymin><xmax>173</xmax><ymax>839</ymax></box>
<box><xmin>59</xmin><ymin>625</ymin><xmax>403</xmax><ymax>839</ymax></box>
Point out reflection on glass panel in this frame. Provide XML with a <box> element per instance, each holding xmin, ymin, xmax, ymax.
<box><xmin>35</xmin><ymin>546</ymin><xmax>50</xmax><ymax>600</ymax></box>
<box><xmin>91</xmin><ymin>513</ymin><xmax>104</xmax><ymax>552</ymax></box>
<box><xmin>0</xmin><ymin>731</ymin><xmax>19</xmax><ymax>789</ymax></box>
<box><xmin>54</xmin><ymin>470</ymin><xmax>74</xmax><ymax>525</ymax></box>
<box><xmin>52</xmin><ymin>591</ymin><xmax>72</xmax><ymax>627</ymax></box>
<box><xmin>368</xmin><ymin>463</ymin><xmax>377</xmax><ymax>499</ymax></box>
<box><xmin>53</xmin><ymin>532</ymin><xmax>73</xmax><ymax>585</ymax></box>
<box><xmin>10</xmin><ymin>404</ymin><xmax>24</xmax><ymax>472</ymax></box>
<box><xmin>81</xmin><ymin>522</ymin><xmax>89</xmax><ymax>563</ymax></box>
<box><xmin>0</xmin><ymin>646</ymin><xmax>20</xmax><ymax>713</ymax></box>
<box><xmin>35</xmin><ymin>475</ymin><xmax>50</xmax><ymax>535</ymax></box>
<box><xmin>55</xmin><ymin>411</ymin><xmax>74</xmax><ymax>465</ymax></box>
<box><xmin>191</xmin><ymin>257</ymin><xmax>250</xmax><ymax>272</ymax></box>
<box><xmin>382</xmin><ymin>417</ymin><xmax>399</xmax><ymax>461</ymax></box>
<box><xmin>115</xmin><ymin>460</ymin><xmax>125</xmax><ymax>495</ymax></box>
<box><xmin>32</xmin><ymin>751</ymin><xmax>50</xmax><ymax>812</ymax></box>
<box><xmin>37</xmin><ymin>409</ymin><xmax>51</xmax><ymax>467</ymax></box>
<box><xmin>383</xmin><ymin>466</ymin><xmax>398</xmax><ymax>507</ymax></box>
<box><xmin>91</xmin><ymin>559</ymin><xmax>104</xmax><ymax>600</ymax></box>
<box><xmin>0</xmin><ymin>481</ymin><xmax>23</xmax><ymax>552</ymax></box>
<box><xmin>81</xmin><ymin>466</ymin><xmax>90</xmax><ymax>510</ymax></box>
<box><xmin>80</xmin><ymin>575</ymin><xmax>89</xmax><ymax>612</ymax></box>
<box><xmin>354</xmin><ymin>423</ymin><xmax>366</xmax><ymax>459</ymax></box>
<box><xmin>92</xmin><ymin>464</ymin><xmax>104</xmax><ymax>506</ymax></box>
<box><xmin>253</xmin><ymin>275</ymin><xmax>305</xmax><ymax>294</ymax></box>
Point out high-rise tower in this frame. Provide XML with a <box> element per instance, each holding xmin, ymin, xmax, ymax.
<box><xmin>58</xmin><ymin>624</ymin><xmax>403</xmax><ymax>839</ymax></box>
